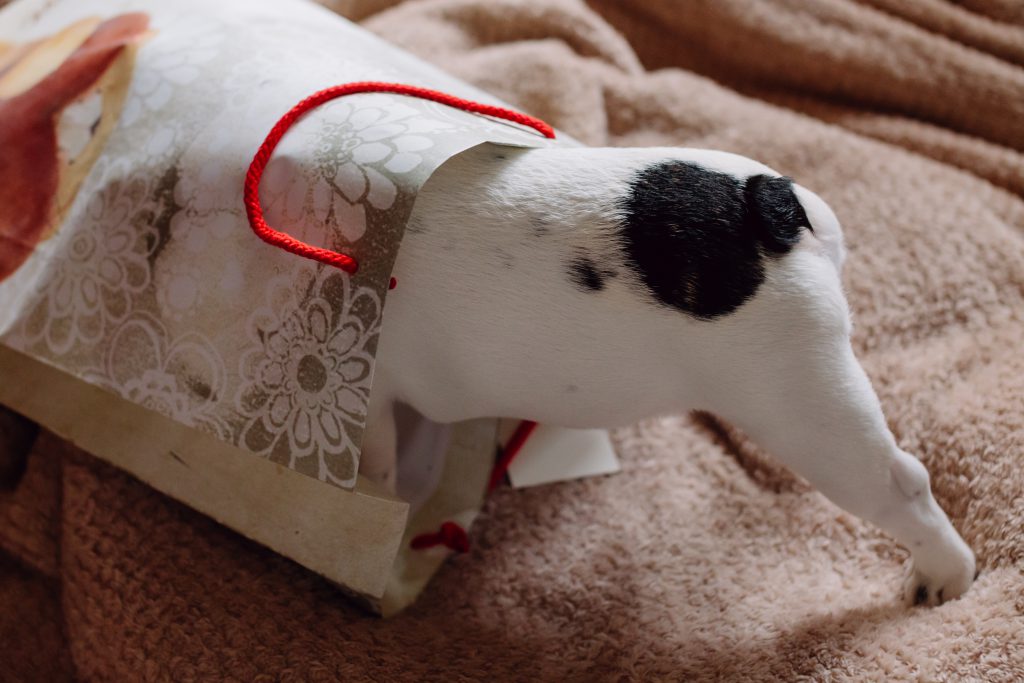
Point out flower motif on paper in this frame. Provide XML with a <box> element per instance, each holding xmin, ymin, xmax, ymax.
<box><xmin>235</xmin><ymin>264</ymin><xmax>382</xmax><ymax>486</ymax></box>
<box><xmin>20</xmin><ymin>166</ymin><xmax>157</xmax><ymax>355</ymax></box>
<box><xmin>119</xmin><ymin>15</ymin><xmax>224</xmax><ymax>161</ymax></box>
<box><xmin>262</xmin><ymin>95</ymin><xmax>445</xmax><ymax>246</ymax></box>
<box><xmin>90</xmin><ymin>314</ymin><xmax>231</xmax><ymax>440</ymax></box>
<box><xmin>416</xmin><ymin>96</ymin><xmax>561</xmax><ymax>147</ymax></box>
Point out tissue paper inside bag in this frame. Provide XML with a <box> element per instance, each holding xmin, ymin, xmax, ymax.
<box><xmin>0</xmin><ymin>0</ymin><xmax>564</xmax><ymax>613</ymax></box>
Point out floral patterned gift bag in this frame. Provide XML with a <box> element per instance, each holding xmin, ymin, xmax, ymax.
<box><xmin>0</xmin><ymin>0</ymin><xmax>563</xmax><ymax>614</ymax></box>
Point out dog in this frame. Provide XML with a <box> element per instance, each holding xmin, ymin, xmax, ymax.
<box><xmin>360</xmin><ymin>143</ymin><xmax>976</xmax><ymax>606</ymax></box>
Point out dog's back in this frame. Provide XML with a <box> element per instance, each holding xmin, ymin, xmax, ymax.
<box><xmin>374</xmin><ymin>145</ymin><xmax>844</xmax><ymax>426</ymax></box>
<box><xmin>363</xmin><ymin>144</ymin><xmax>975</xmax><ymax>607</ymax></box>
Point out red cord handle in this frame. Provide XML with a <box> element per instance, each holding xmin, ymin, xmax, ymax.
<box><xmin>244</xmin><ymin>81</ymin><xmax>556</xmax><ymax>275</ymax></box>
<box><xmin>410</xmin><ymin>419</ymin><xmax>538</xmax><ymax>554</ymax></box>
<box><xmin>409</xmin><ymin>521</ymin><xmax>471</xmax><ymax>553</ymax></box>
<box><xmin>244</xmin><ymin>83</ymin><xmax>554</xmax><ymax>555</ymax></box>
<box><xmin>488</xmin><ymin>419</ymin><xmax>539</xmax><ymax>492</ymax></box>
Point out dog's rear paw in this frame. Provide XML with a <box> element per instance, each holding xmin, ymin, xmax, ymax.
<box><xmin>903</xmin><ymin>543</ymin><xmax>977</xmax><ymax>607</ymax></box>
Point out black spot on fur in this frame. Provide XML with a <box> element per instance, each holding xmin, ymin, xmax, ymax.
<box><xmin>744</xmin><ymin>173</ymin><xmax>810</xmax><ymax>253</ymax></box>
<box><xmin>494</xmin><ymin>153</ymin><xmax>507</xmax><ymax>160</ymax></box>
<box><xmin>569</xmin><ymin>256</ymin><xmax>615</xmax><ymax>292</ymax></box>
<box><xmin>619</xmin><ymin>161</ymin><xmax>810</xmax><ymax>319</ymax></box>
<box><xmin>564</xmin><ymin>384</ymin><xmax>579</xmax><ymax>393</ymax></box>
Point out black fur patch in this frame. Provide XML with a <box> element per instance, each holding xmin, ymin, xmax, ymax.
<box><xmin>569</xmin><ymin>256</ymin><xmax>614</xmax><ymax>292</ymax></box>
<box><xmin>744</xmin><ymin>173</ymin><xmax>810</xmax><ymax>253</ymax></box>
<box><xmin>619</xmin><ymin>161</ymin><xmax>809</xmax><ymax>319</ymax></box>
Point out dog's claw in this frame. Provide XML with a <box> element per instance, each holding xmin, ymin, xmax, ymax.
<box><xmin>904</xmin><ymin>537</ymin><xmax>976</xmax><ymax>607</ymax></box>
<box><xmin>905</xmin><ymin>559</ymin><xmax>975</xmax><ymax>607</ymax></box>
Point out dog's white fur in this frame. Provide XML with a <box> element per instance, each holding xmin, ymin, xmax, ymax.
<box><xmin>363</xmin><ymin>144</ymin><xmax>976</xmax><ymax>605</ymax></box>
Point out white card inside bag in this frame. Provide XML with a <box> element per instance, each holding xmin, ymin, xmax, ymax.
<box><xmin>497</xmin><ymin>420</ymin><xmax>621</xmax><ymax>489</ymax></box>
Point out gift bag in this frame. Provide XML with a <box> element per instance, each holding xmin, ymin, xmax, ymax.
<box><xmin>0</xmin><ymin>0</ymin><xmax>568</xmax><ymax>614</ymax></box>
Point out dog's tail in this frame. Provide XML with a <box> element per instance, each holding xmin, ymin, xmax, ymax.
<box><xmin>743</xmin><ymin>174</ymin><xmax>810</xmax><ymax>254</ymax></box>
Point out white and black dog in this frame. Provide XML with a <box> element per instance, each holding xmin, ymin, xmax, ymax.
<box><xmin>362</xmin><ymin>144</ymin><xmax>976</xmax><ymax>606</ymax></box>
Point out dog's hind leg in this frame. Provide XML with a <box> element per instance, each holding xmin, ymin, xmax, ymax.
<box><xmin>709</xmin><ymin>283</ymin><xmax>975</xmax><ymax>605</ymax></box>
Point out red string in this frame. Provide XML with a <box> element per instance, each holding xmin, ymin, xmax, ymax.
<box><xmin>488</xmin><ymin>419</ymin><xmax>539</xmax><ymax>492</ymax></box>
<box><xmin>409</xmin><ymin>521</ymin><xmax>470</xmax><ymax>553</ymax></box>
<box><xmin>409</xmin><ymin>419</ymin><xmax>539</xmax><ymax>553</ymax></box>
<box><xmin>243</xmin><ymin>81</ymin><xmax>556</xmax><ymax>275</ymax></box>
<box><xmin>244</xmin><ymin>82</ymin><xmax>554</xmax><ymax>556</ymax></box>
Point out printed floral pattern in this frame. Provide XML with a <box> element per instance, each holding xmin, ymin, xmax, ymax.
<box><xmin>119</xmin><ymin>14</ymin><xmax>223</xmax><ymax>163</ymax></box>
<box><xmin>0</xmin><ymin>0</ymin><xmax>552</xmax><ymax>489</ymax></box>
<box><xmin>264</xmin><ymin>95</ymin><xmax>449</xmax><ymax>245</ymax></box>
<box><xmin>20</xmin><ymin>164</ymin><xmax>158</xmax><ymax>354</ymax></box>
<box><xmin>90</xmin><ymin>314</ymin><xmax>232</xmax><ymax>440</ymax></box>
<box><xmin>236</xmin><ymin>265</ymin><xmax>381</xmax><ymax>486</ymax></box>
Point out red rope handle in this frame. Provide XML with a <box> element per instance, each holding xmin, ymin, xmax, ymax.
<box><xmin>409</xmin><ymin>521</ymin><xmax>471</xmax><ymax>553</ymax></box>
<box><xmin>410</xmin><ymin>419</ymin><xmax>538</xmax><ymax>553</ymax></box>
<box><xmin>244</xmin><ymin>81</ymin><xmax>556</xmax><ymax>275</ymax></box>
<box><xmin>488</xmin><ymin>419</ymin><xmax>538</xmax><ymax>492</ymax></box>
<box><xmin>244</xmin><ymin>83</ymin><xmax>555</xmax><ymax>556</ymax></box>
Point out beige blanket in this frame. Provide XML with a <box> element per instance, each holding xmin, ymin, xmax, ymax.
<box><xmin>2</xmin><ymin>0</ymin><xmax>1023</xmax><ymax>679</ymax></box>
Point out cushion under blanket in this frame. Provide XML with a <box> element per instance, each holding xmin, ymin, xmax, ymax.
<box><xmin>1</xmin><ymin>0</ymin><xmax>1022</xmax><ymax>680</ymax></box>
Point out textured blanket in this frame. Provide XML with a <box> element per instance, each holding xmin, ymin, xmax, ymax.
<box><xmin>2</xmin><ymin>0</ymin><xmax>1023</xmax><ymax>680</ymax></box>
